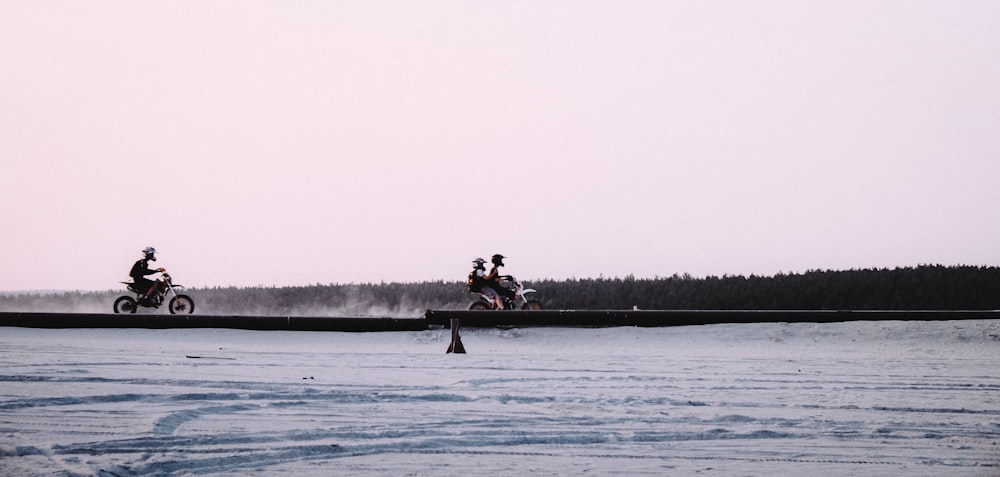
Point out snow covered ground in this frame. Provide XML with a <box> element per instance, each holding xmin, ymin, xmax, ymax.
<box><xmin>1</xmin><ymin>320</ymin><xmax>998</xmax><ymax>476</ymax></box>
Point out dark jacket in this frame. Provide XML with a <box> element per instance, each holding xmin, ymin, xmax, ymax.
<box><xmin>130</xmin><ymin>259</ymin><xmax>157</xmax><ymax>282</ymax></box>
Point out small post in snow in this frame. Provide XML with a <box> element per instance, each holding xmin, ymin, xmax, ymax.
<box><xmin>446</xmin><ymin>318</ymin><xmax>466</xmax><ymax>354</ymax></box>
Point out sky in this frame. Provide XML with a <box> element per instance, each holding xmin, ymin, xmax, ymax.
<box><xmin>2</xmin><ymin>1</ymin><xmax>999</xmax><ymax>292</ymax></box>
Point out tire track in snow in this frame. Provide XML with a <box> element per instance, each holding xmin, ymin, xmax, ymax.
<box><xmin>153</xmin><ymin>404</ymin><xmax>261</xmax><ymax>436</ymax></box>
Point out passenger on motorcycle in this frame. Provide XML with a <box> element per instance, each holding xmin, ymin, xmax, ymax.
<box><xmin>130</xmin><ymin>246</ymin><xmax>165</xmax><ymax>304</ymax></box>
<box><xmin>469</xmin><ymin>258</ymin><xmax>502</xmax><ymax>309</ymax></box>
<box><xmin>482</xmin><ymin>254</ymin><xmax>508</xmax><ymax>309</ymax></box>
<box><xmin>468</xmin><ymin>257</ymin><xmax>504</xmax><ymax>310</ymax></box>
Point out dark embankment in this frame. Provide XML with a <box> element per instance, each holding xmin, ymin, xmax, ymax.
<box><xmin>0</xmin><ymin>312</ymin><xmax>424</xmax><ymax>332</ymax></box>
<box><xmin>1</xmin><ymin>310</ymin><xmax>997</xmax><ymax>331</ymax></box>
<box><xmin>425</xmin><ymin>309</ymin><xmax>1000</xmax><ymax>328</ymax></box>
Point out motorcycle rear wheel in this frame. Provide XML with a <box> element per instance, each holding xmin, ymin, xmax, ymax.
<box><xmin>113</xmin><ymin>296</ymin><xmax>137</xmax><ymax>314</ymax></box>
<box><xmin>522</xmin><ymin>300</ymin><xmax>543</xmax><ymax>311</ymax></box>
<box><xmin>169</xmin><ymin>295</ymin><xmax>195</xmax><ymax>314</ymax></box>
<box><xmin>468</xmin><ymin>301</ymin><xmax>490</xmax><ymax>311</ymax></box>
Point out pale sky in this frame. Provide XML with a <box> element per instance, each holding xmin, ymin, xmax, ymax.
<box><xmin>2</xmin><ymin>1</ymin><xmax>999</xmax><ymax>292</ymax></box>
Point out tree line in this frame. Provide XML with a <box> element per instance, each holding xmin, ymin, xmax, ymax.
<box><xmin>1</xmin><ymin>265</ymin><xmax>997</xmax><ymax>315</ymax></box>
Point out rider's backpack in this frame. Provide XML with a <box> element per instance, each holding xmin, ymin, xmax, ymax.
<box><xmin>467</xmin><ymin>271</ymin><xmax>482</xmax><ymax>292</ymax></box>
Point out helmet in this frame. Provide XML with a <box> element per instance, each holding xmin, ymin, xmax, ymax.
<box><xmin>472</xmin><ymin>257</ymin><xmax>486</xmax><ymax>267</ymax></box>
<box><xmin>491</xmin><ymin>254</ymin><xmax>505</xmax><ymax>266</ymax></box>
<box><xmin>142</xmin><ymin>246</ymin><xmax>157</xmax><ymax>260</ymax></box>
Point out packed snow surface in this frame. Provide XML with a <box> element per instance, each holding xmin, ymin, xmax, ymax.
<box><xmin>1</xmin><ymin>320</ymin><xmax>998</xmax><ymax>476</ymax></box>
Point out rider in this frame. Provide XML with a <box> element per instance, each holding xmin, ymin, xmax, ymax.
<box><xmin>130</xmin><ymin>246</ymin><xmax>165</xmax><ymax>304</ymax></box>
<box><xmin>469</xmin><ymin>257</ymin><xmax>503</xmax><ymax>310</ymax></box>
<box><xmin>482</xmin><ymin>254</ymin><xmax>507</xmax><ymax>309</ymax></box>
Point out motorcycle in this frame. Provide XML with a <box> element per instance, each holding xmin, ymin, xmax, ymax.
<box><xmin>469</xmin><ymin>275</ymin><xmax>543</xmax><ymax>311</ymax></box>
<box><xmin>113</xmin><ymin>271</ymin><xmax>195</xmax><ymax>314</ymax></box>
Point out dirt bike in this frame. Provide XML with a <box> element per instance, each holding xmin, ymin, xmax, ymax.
<box><xmin>113</xmin><ymin>271</ymin><xmax>195</xmax><ymax>314</ymax></box>
<box><xmin>469</xmin><ymin>275</ymin><xmax>543</xmax><ymax>310</ymax></box>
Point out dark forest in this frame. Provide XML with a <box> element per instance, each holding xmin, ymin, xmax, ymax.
<box><xmin>2</xmin><ymin>265</ymin><xmax>997</xmax><ymax>315</ymax></box>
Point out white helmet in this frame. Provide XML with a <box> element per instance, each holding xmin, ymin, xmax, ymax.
<box><xmin>142</xmin><ymin>246</ymin><xmax>157</xmax><ymax>259</ymax></box>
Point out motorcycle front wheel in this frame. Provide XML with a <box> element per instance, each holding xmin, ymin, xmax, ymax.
<box><xmin>522</xmin><ymin>300</ymin><xmax>543</xmax><ymax>311</ymax></box>
<box><xmin>113</xmin><ymin>296</ymin><xmax>137</xmax><ymax>314</ymax></box>
<box><xmin>169</xmin><ymin>295</ymin><xmax>195</xmax><ymax>314</ymax></box>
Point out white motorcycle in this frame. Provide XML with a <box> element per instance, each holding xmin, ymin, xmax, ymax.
<box><xmin>469</xmin><ymin>275</ymin><xmax>543</xmax><ymax>310</ymax></box>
